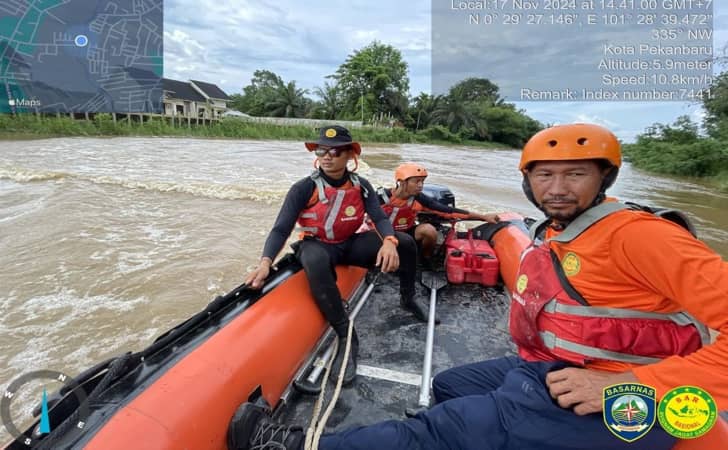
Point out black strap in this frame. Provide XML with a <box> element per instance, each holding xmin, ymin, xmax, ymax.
<box><xmin>550</xmin><ymin>250</ymin><xmax>589</xmax><ymax>306</ymax></box>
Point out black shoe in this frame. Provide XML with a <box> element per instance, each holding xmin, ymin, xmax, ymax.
<box><xmin>400</xmin><ymin>295</ymin><xmax>440</xmax><ymax>324</ymax></box>
<box><xmin>329</xmin><ymin>328</ymin><xmax>359</xmax><ymax>385</ymax></box>
<box><xmin>227</xmin><ymin>402</ymin><xmax>304</xmax><ymax>450</ymax></box>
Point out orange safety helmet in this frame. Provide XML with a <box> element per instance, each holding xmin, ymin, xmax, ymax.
<box><xmin>520</xmin><ymin>124</ymin><xmax>621</xmax><ymax>210</ymax></box>
<box><xmin>519</xmin><ymin>123</ymin><xmax>621</xmax><ymax>171</ymax></box>
<box><xmin>395</xmin><ymin>163</ymin><xmax>428</xmax><ymax>183</ymax></box>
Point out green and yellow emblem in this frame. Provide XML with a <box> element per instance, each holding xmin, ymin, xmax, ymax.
<box><xmin>344</xmin><ymin>206</ymin><xmax>356</xmax><ymax>217</ymax></box>
<box><xmin>325</xmin><ymin>128</ymin><xmax>337</xmax><ymax>138</ymax></box>
<box><xmin>657</xmin><ymin>386</ymin><xmax>717</xmax><ymax>439</ymax></box>
<box><xmin>561</xmin><ymin>252</ymin><xmax>581</xmax><ymax>276</ymax></box>
<box><xmin>397</xmin><ymin>218</ymin><xmax>408</xmax><ymax>225</ymax></box>
<box><xmin>516</xmin><ymin>274</ymin><xmax>528</xmax><ymax>294</ymax></box>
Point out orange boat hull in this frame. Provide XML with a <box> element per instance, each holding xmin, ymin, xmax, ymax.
<box><xmin>84</xmin><ymin>266</ymin><xmax>367</xmax><ymax>450</ymax></box>
<box><xmin>488</xmin><ymin>216</ymin><xmax>531</xmax><ymax>293</ymax></box>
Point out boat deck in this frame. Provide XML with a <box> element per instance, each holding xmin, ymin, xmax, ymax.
<box><xmin>278</xmin><ymin>269</ymin><xmax>516</xmax><ymax>431</ymax></box>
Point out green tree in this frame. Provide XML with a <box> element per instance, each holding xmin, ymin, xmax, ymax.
<box><xmin>430</xmin><ymin>94</ymin><xmax>487</xmax><ymax>139</ymax></box>
<box><xmin>237</xmin><ymin>70</ymin><xmax>284</xmax><ymax>116</ymax></box>
<box><xmin>313</xmin><ymin>82</ymin><xmax>343</xmax><ymax>120</ymax></box>
<box><xmin>235</xmin><ymin>70</ymin><xmax>309</xmax><ymax>117</ymax></box>
<box><xmin>228</xmin><ymin>93</ymin><xmax>247</xmax><ymax>113</ymax></box>
<box><xmin>478</xmin><ymin>104</ymin><xmax>543</xmax><ymax>148</ymax></box>
<box><xmin>410</xmin><ymin>93</ymin><xmax>439</xmax><ymax>130</ymax></box>
<box><xmin>267</xmin><ymin>80</ymin><xmax>308</xmax><ymax>117</ymax></box>
<box><xmin>448</xmin><ymin>78</ymin><xmax>502</xmax><ymax>104</ymax></box>
<box><xmin>702</xmin><ymin>72</ymin><xmax>728</xmax><ymax>139</ymax></box>
<box><xmin>425</xmin><ymin>77</ymin><xmax>511</xmax><ymax>140</ymax></box>
<box><xmin>625</xmin><ymin>115</ymin><xmax>727</xmax><ymax>179</ymax></box>
<box><xmin>331</xmin><ymin>41</ymin><xmax>410</xmax><ymax>122</ymax></box>
<box><xmin>637</xmin><ymin>115</ymin><xmax>700</xmax><ymax>145</ymax></box>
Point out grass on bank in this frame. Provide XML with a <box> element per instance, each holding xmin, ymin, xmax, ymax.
<box><xmin>0</xmin><ymin>114</ymin><xmax>513</xmax><ymax>149</ymax></box>
<box><xmin>623</xmin><ymin>139</ymin><xmax>728</xmax><ymax>192</ymax></box>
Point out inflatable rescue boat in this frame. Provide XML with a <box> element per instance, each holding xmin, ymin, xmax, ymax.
<box><xmin>3</xmin><ymin>186</ymin><xmax>726</xmax><ymax>450</ymax></box>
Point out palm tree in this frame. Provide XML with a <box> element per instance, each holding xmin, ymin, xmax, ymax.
<box><xmin>381</xmin><ymin>90</ymin><xmax>409</xmax><ymax>123</ymax></box>
<box><xmin>431</xmin><ymin>94</ymin><xmax>487</xmax><ymax>138</ymax></box>
<box><xmin>411</xmin><ymin>93</ymin><xmax>439</xmax><ymax>130</ymax></box>
<box><xmin>266</xmin><ymin>81</ymin><xmax>308</xmax><ymax>117</ymax></box>
<box><xmin>313</xmin><ymin>82</ymin><xmax>342</xmax><ymax>119</ymax></box>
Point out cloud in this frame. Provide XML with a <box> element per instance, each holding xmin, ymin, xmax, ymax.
<box><xmin>162</xmin><ymin>0</ymin><xmax>725</xmax><ymax>141</ymax></box>
<box><xmin>164</xmin><ymin>30</ymin><xmax>205</xmax><ymax>59</ymax></box>
<box><xmin>164</xmin><ymin>0</ymin><xmax>433</xmax><ymax>95</ymax></box>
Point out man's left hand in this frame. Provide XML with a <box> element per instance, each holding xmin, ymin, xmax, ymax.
<box><xmin>545</xmin><ymin>368</ymin><xmax>638</xmax><ymax>415</ymax></box>
<box><xmin>476</xmin><ymin>213</ymin><xmax>500</xmax><ymax>223</ymax></box>
<box><xmin>376</xmin><ymin>240</ymin><xmax>400</xmax><ymax>273</ymax></box>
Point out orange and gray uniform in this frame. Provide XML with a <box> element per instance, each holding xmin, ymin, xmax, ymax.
<box><xmin>532</xmin><ymin>201</ymin><xmax>728</xmax><ymax>409</ymax></box>
<box><xmin>377</xmin><ymin>188</ymin><xmax>472</xmax><ymax>232</ymax></box>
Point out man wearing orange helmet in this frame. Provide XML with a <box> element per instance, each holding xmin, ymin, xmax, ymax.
<box><xmin>230</xmin><ymin>124</ymin><xmax>727</xmax><ymax>450</ymax></box>
<box><xmin>377</xmin><ymin>163</ymin><xmax>498</xmax><ymax>267</ymax></box>
<box><xmin>245</xmin><ymin>126</ymin><xmax>426</xmax><ymax>387</ymax></box>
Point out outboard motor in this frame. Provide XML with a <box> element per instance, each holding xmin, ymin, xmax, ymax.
<box><xmin>421</xmin><ymin>184</ymin><xmax>455</xmax><ymax>208</ymax></box>
<box><xmin>419</xmin><ymin>184</ymin><xmax>455</xmax><ymax>227</ymax></box>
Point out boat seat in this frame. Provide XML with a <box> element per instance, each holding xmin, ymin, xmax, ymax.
<box><xmin>671</xmin><ymin>416</ymin><xmax>728</xmax><ymax>449</ymax></box>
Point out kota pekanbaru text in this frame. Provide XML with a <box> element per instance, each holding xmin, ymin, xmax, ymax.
<box><xmin>604</xmin><ymin>43</ymin><xmax>712</xmax><ymax>56</ymax></box>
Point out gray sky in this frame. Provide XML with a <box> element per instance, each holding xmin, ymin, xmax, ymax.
<box><xmin>163</xmin><ymin>0</ymin><xmax>727</xmax><ymax>142</ymax></box>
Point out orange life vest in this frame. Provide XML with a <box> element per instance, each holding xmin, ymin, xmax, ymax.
<box><xmin>378</xmin><ymin>188</ymin><xmax>417</xmax><ymax>231</ymax></box>
<box><xmin>296</xmin><ymin>172</ymin><xmax>366</xmax><ymax>244</ymax></box>
<box><xmin>509</xmin><ymin>201</ymin><xmax>710</xmax><ymax>366</ymax></box>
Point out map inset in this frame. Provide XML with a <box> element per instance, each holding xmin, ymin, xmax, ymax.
<box><xmin>0</xmin><ymin>0</ymin><xmax>163</xmax><ymax>114</ymax></box>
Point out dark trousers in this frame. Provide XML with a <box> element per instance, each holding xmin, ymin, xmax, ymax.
<box><xmin>295</xmin><ymin>230</ymin><xmax>417</xmax><ymax>333</ymax></box>
<box><xmin>318</xmin><ymin>356</ymin><xmax>677</xmax><ymax>450</ymax></box>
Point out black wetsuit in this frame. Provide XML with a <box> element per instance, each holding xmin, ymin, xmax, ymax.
<box><xmin>261</xmin><ymin>170</ymin><xmax>417</xmax><ymax>336</ymax></box>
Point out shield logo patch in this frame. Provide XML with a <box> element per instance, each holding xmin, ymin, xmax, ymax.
<box><xmin>603</xmin><ymin>383</ymin><xmax>657</xmax><ymax>443</ymax></box>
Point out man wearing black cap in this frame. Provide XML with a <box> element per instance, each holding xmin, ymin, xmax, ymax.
<box><xmin>245</xmin><ymin>125</ymin><xmax>429</xmax><ymax>386</ymax></box>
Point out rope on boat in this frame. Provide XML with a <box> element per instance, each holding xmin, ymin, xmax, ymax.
<box><xmin>305</xmin><ymin>319</ymin><xmax>355</xmax><ymax>450</ymax></box>
<box><xmin>35</xmin><ymin>353</ymin><xmax>134</xmax><ymax>449</ymax></box>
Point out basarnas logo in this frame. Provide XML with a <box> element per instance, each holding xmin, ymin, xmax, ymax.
<box><xmin>657</xmin><ymin>386</ymin><xmax>717</xmax><ymax>439</ymax></box>
<box><xmin>603</xmin><ymin>382</ymin><xmax>656</xmax><ymax>443</ymax></box>
<box><xmin>1</xmin><ymin>369</ymin><xmax>89</xmax><ymax>448</ymax></box>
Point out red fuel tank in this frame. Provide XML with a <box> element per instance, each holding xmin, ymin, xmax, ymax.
<box><xmin>444</xmin><ymin>228</ymin><xmax>499</xmax><ymax>286</ymax></box>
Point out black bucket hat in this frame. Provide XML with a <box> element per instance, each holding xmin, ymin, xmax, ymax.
<box><xmin>305</xmin><ymin>125</ymin><xmax>361</xmax><ymax>155</ymax></box>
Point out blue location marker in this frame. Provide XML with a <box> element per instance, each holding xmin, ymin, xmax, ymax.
<box><xmin>39</xmin><ymin>388</ymin><xmax>51</xmax><ymax>434</ymax></box>
<box><xmin>74</xmin><ymin>35</ymin><xmax>88</xmax><ymax>47</ymax></box>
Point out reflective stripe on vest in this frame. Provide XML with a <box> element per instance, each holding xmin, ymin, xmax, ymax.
<box><xmin>324</xmin><ymin>190</ymin><xmax>347</xmax><ymax>241</ymax></box>
<box><xmin>539</xmin><ymin>331</ymin><xmax>662</xmax><ymax>365</ymax></box>
<box><xmin>543</xmin><ymin>300</ymin><xmax>711</xmax><ymax>345</ymax></box>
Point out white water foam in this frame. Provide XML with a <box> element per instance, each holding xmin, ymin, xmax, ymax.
<box><xmin>0</xmin><ymin>165</ymin><xmax>288</xmax><ymax>203</ymax></box>
<box><xmin>116</xmin><ymin>251</ymin><xmax>156</xmax><ymax>274</ymax></box>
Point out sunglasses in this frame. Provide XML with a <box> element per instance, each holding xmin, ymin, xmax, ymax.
<box><xmin>314</xmin><ymin>146</ymin><xmax>350</xmax><ymax>158</ymax></box>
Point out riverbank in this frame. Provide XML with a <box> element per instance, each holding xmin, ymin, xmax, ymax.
<box><xmin>0</xmin><ymin>114</ymin><xmax>512</xmax><ymax>149</ymax></box>
<box><xmin>623</xmin><ymin>138</ymin><xmax>728</xmax><ymax>193</ymax></box>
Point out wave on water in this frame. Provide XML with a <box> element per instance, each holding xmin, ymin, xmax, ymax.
<box><xmin>0</xmin><ymin>165</ymin><xmax>287</xmax><ymax>203</ymax></box>
<box><xmin>0</xmin><ymin>166</ymin><xmax>68</xmax><ymax>182</ymax></box>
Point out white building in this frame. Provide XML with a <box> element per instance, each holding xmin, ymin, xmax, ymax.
<box><xmin>162</xmin><ymin>78</ymin><xmax>230</xmax><ymax>120</ymax></box>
